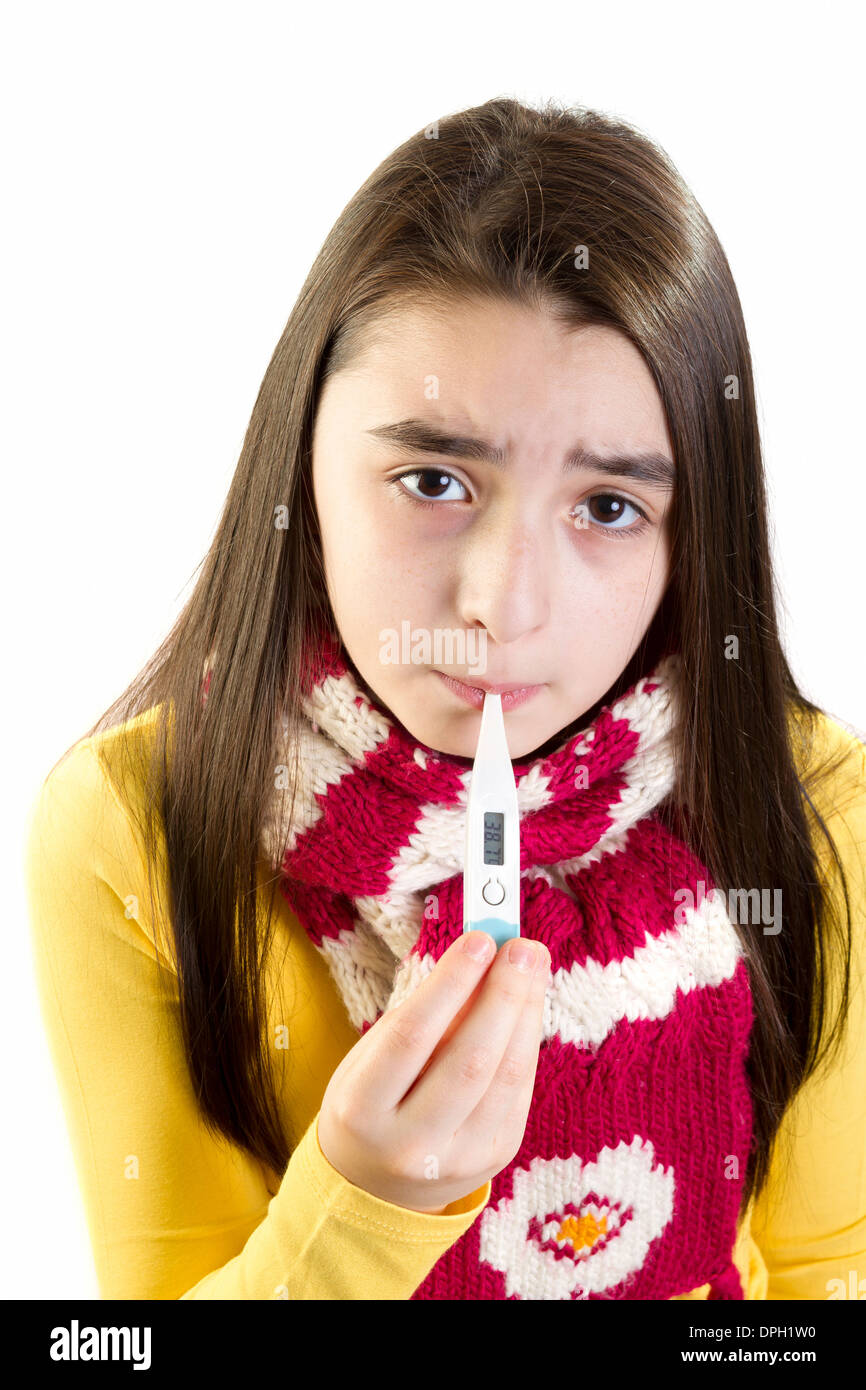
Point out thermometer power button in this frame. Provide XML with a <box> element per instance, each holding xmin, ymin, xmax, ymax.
<box><xmin>481</xmin><ymin>877</ymin><xmax>506</xmax><ymax>907</ymax></box>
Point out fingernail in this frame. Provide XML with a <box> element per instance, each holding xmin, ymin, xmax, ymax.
<box><xmin>462</xmin><ymin>932</ymin><xmax>494</xmax><ymax>961</ymax></box>
<box><xmin>507</xmin><ymin>940</ymin><xmax>538</xmax><ymax>972</ymax></box>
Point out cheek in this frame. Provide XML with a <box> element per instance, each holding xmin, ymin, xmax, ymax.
<box><xmin>646</xmin><ymin>531</ymin><xmax>672</xmax><ymax>602</ymax></box>
<box><xmin>575</xmin><ymin>533</ymin><xmax>670</xmax><ymax>606</ymax></box>
<box><xmin>623</xmin><ymin>528</ymin><xmax>670</xmax><ymax>599</ymax></box>
<box><xmin>321</xmin><ymin>494</ymin><xmax>384</xmax><ymax>578</ymax></box>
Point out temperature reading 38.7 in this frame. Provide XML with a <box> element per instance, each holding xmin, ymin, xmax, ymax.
<box><xmin>483</xmin><ymin>811</ymin><xmax>504</xmax><ymax>865</ymax></box>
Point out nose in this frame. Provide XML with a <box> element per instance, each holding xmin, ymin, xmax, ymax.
<box><xmin>455</xmin><ymin>510</ymin><xmax>551</xmax><ymax>646</ymax></box>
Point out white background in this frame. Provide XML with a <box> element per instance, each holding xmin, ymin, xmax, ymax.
<box><xmin>3</xmin><ymin>0</ymin><xmax>864</xmax><ymax>1298</ymax></box>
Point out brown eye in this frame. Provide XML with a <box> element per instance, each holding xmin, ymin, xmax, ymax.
<box><xmin>590</xmin><ymin>495</ymin><xmax>628</xmax><ymax>523</ymax></box>
<box><xmin>573</xmin><ymin>494</ymin><xmax>650</xmax><ymax>540</ymax></box>
<box><xmin>409</xmin><ymin>470</ymin><xmax>456</xmax><ymax>500</ymax></box>
<box><xmin>390</xmin><ymin>469</ymin><xmax>469</xmax><ymax>508</ymax></box>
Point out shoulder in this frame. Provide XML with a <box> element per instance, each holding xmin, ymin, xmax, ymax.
<box><xmin>24</xmin><ymin>705</ymin><xmax>174</xmax><ymax>968</ymax></box>
<box><xmin>787</xmin><ymin>700</ymin><xmax>866</xmax><ymax>833</ymax></box>
<box><xmin>785</xmin><ymin>699</ymin><xmax>866</xmax><ymax>1013</ymax></box>
<box><xmin>25</xmin><ymin>705</ymin><xmax>164</xmax><ymax>862</ymax></box>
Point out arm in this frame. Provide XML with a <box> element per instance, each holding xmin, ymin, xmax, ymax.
<box><xmin>750</xmin><ymin>720</ymin><xmax>866</xmax><ymax>1300</ymax></box>
<box><xmin>24</xmin><ymin>735</ymin><xmax>490</xmax><ymax>1300</ymax></box>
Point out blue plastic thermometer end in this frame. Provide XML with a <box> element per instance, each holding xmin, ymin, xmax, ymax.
<box><xmin>462</xmin><ymin>690</ymin><xmax>520</xmax><ymax>949</ymax></box>
<box><xmin>466</xmin><ymin>917</ymin><xmax>520</xmax><ymax>950</ymax></box>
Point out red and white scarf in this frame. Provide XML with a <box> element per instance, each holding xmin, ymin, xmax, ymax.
<box><xmin>228</xmin><ymin>630</ymin><xmax>755</xmax><ymax>1299</ymax></box>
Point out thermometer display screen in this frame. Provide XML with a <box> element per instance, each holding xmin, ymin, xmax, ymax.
<box><xmin>483</xmin><ymin>811</ymin><xmax>504</xmax><ymax>865</ymax></box>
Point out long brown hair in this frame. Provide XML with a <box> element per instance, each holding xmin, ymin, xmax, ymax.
<box><xmin>55</xmin><ymin>96</ymin><xmax>854</xmax><ymax>1219</ymax></box>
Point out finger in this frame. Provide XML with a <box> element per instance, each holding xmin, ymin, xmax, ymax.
<box><xmin>399</xmin><ymin>938</ymin><xmax>548</xmax><ymax>1130</ymax></box>
<box><xmin>405</xmin><ymin>967</ymin><xmax>489</xmax><ymax>1092</ymax></box>
<box><xmin>461</xmin><ymin>947</ymin><xmax>549</xmax><ymax>1153</ymax></box>
<box><xmin>355</xmin><ymin>931</ymin><xmax>497</xmax><ymax>1110</ymax></box>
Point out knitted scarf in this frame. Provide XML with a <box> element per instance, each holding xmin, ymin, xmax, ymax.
<box><xmin>250</xmin><ymin>631</ymin><xmax>755</xmax><ymax>1300</ymax></box>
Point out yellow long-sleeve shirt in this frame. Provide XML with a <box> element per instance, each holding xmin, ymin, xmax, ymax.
<box><xmin>23</xmin><ymin>701</ymin><xmax>866</xmax><ymax>1300</ymax></box>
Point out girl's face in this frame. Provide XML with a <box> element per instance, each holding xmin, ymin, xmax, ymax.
<box><xmin>311</xmin><ymin>297</ymin><xmax>675</xmax><ymax>760</ymax></box>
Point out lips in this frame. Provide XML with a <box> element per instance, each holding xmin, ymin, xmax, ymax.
<box><xmin>435</xmin><ymin>671</ymin><xmax>544</xmax><ymax>711</ymax></box>
<box><xmin>464</xmin><ymin>679</ymin><xmax>538</xmax><ymax>694</ymax></box>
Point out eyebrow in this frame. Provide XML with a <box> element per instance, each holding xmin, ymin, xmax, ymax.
<box><xmin>365</xmin><ymin>419</ymin><xmax>675</xmax><ymax>491</ymax></box>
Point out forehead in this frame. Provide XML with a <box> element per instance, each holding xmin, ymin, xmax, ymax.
<box><xmin>327</xmin><ymin>298</ymin><xmax>671</xmax><ymax>457</ymax></box>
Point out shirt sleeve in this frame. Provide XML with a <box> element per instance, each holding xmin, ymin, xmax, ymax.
<box><xmin>23</xmin><ymin>735</ymin><xmax>491</xmax><ymax>1300</ymax></box>
<box><xmin>749</xmin><ymin>720</ymin><xmax>866</xmax><ymax>1300</ymax></box>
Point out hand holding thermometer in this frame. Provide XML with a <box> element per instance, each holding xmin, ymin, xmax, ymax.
<box><xmin>463</xmin><ymin>692</ymin><xmax>521</xmax><ymax>948</ymax></box>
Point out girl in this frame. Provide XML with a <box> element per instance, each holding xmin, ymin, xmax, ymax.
<box><xmin>25</xmin><ymin>96</ymin><xmax>865</xmax><ymax>1300</ymax></box>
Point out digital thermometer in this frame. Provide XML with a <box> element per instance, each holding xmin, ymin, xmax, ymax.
<box><xmin>462</xmin><ymin>692</ymin><xmax>521</xmax><ymax>948</ymax></box>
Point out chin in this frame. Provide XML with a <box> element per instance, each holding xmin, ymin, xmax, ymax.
<box><xmin>413</xmin><ymin>718</ymin><xmax>555</xmax><ymax>765</ymax></box>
